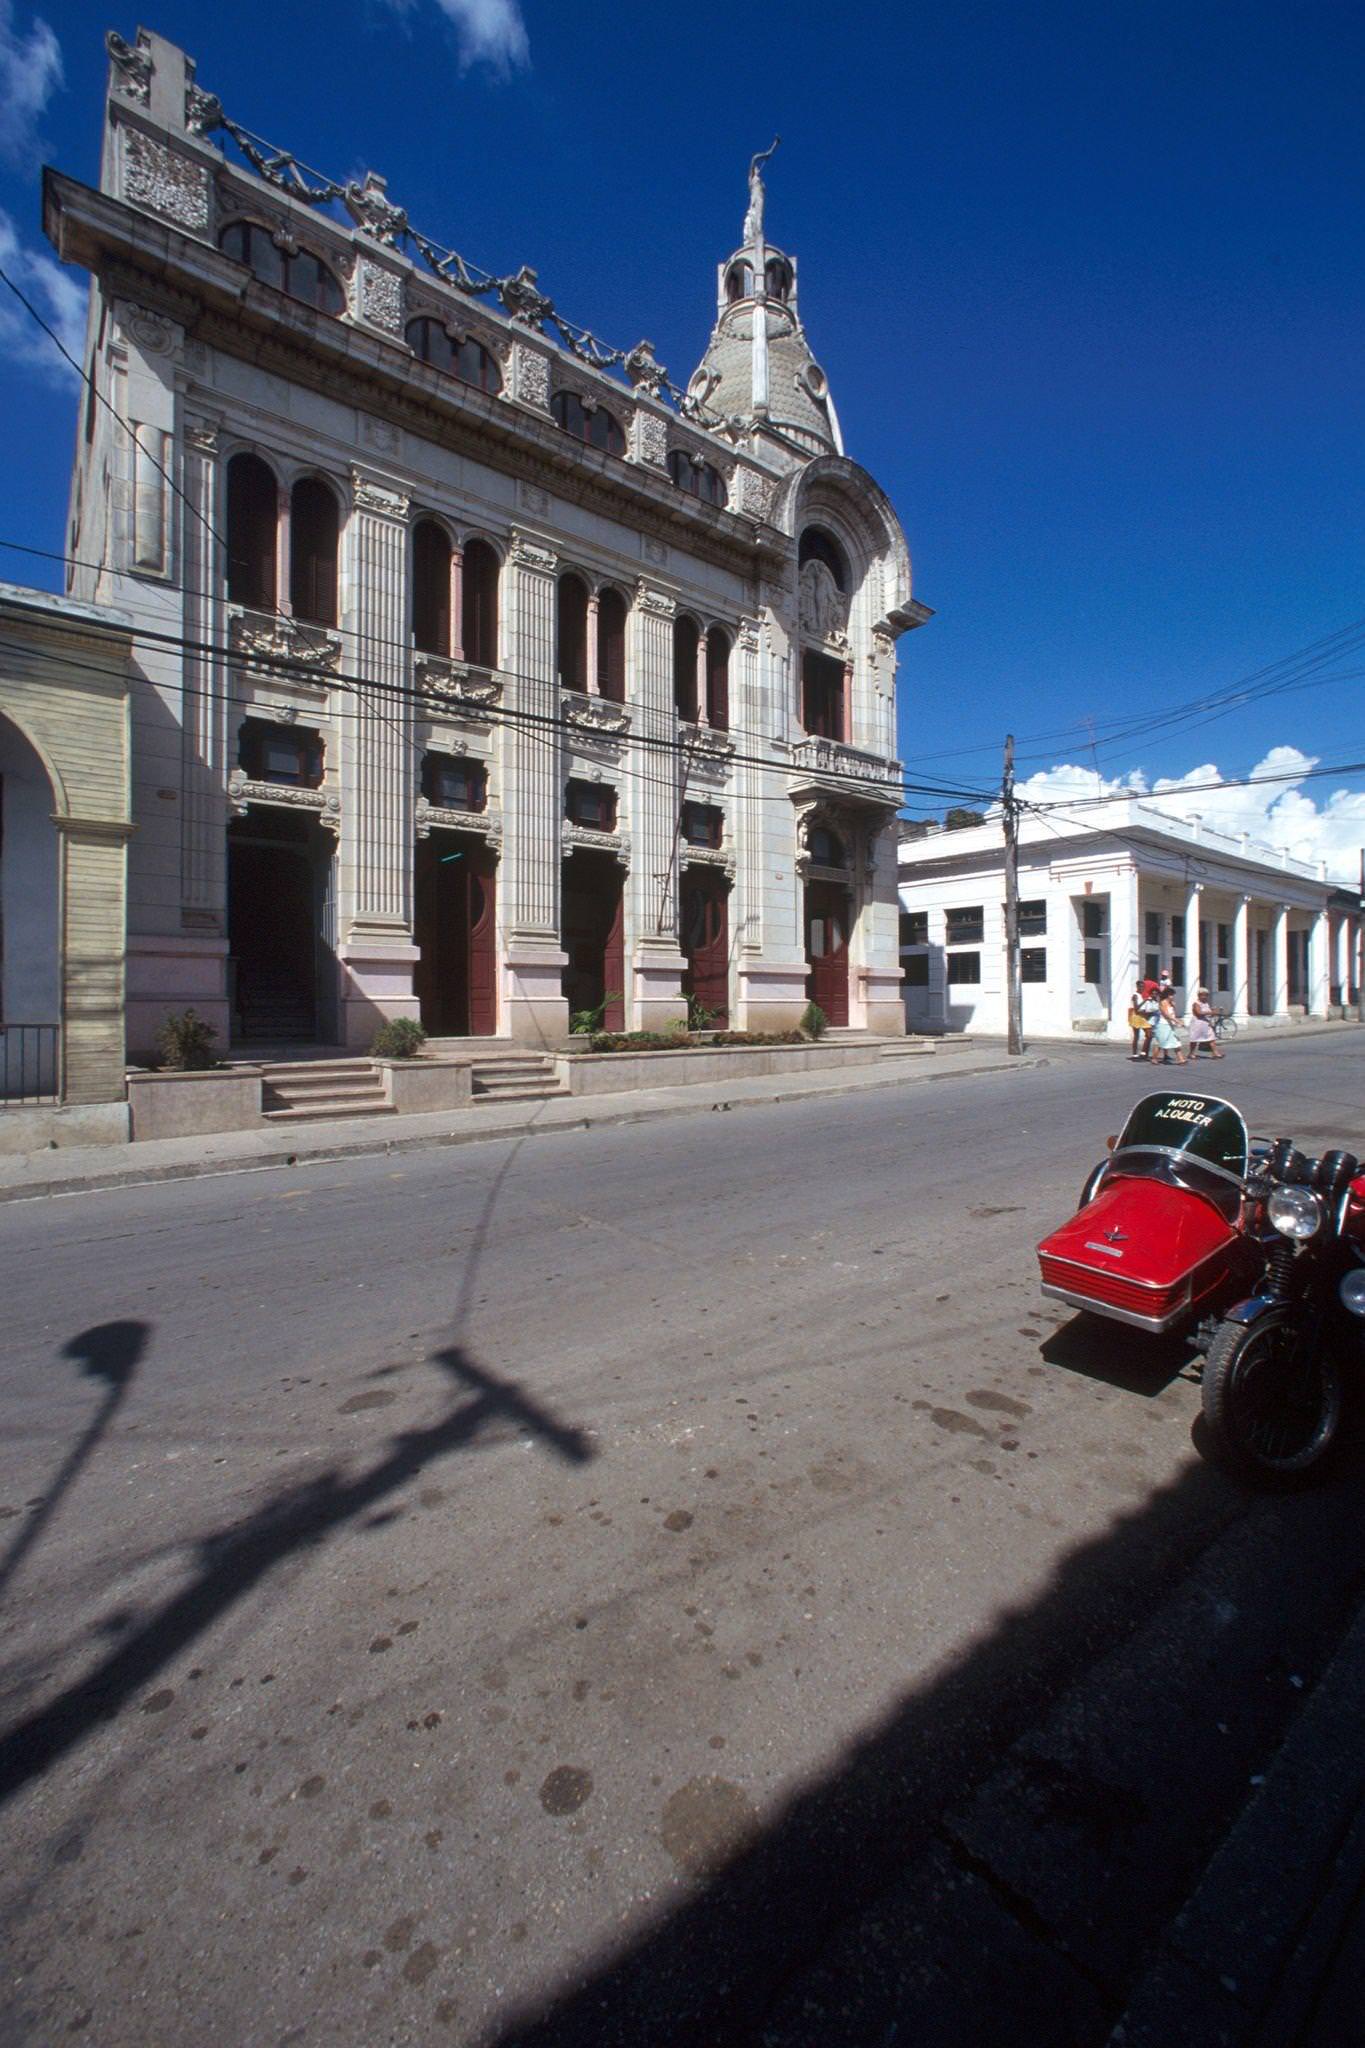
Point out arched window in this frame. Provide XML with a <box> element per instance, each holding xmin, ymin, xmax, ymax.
<box><xmin>406</xmin><ymin>318</ymin><xmax>502</xmax><ymax>395</ymax></box>
<box><xmin>557</xmin><ymin>573</ymin><xmax>589</xmax><ymax>692</ymax></box>
<box><xmin>705</xmin><ymin>627</ymin><xmax>730</xmax><ymax>731</ymax></box>
<box><xmin>219</xmin><ymin>222</ymin><xmax>344</xmax><ymax>316</ymax></box>
<box><xmin>597</xmin><ymin>587</ymin><xmax>626</xmax><ymax>703</ymax></box>
<box><xmin>412</xmin><ymin>519</ymin><xmax>452</xmax><ymax>656</ymax></box>
<box><xmin>765</xmin><ymin>256</ymin><xmax>793</xmax><ymax>302</ymax></box>
<box><xmin>463</xmin><ymin>538</ymin><xmax>500</xmax><ymax>669</ymax></box>
<box><xmin>551</xmin><ymin>390</ymin><xmax>625</xmax><ymax>456</ymax></box>
<box><xmin>226</xmin><ymin>453</ymin><xmax>279</xmax><ymax>612</ymax></box>
<box><xmin>673</xmin><ymin>615</ymin><xmax>699</xmax><ymax>722</ymax></box>
<box><xmin>290</xmin><ymin>477</ymin><xmax>339</xmax><ymax>627</ymax></box>
<box><xmin>799</xmin><ymin>525</ymin><xmax>848</xmax><ymax>591</ymax></box>
<box><xmin>725</xmin><ymin>261</ymin><xmax>753</xmax><ymax>303</ymax></box>
<box><xmin>667</xmin><ymin>449</ymin><xmax>727</xmax><ymax>507</ymax></box>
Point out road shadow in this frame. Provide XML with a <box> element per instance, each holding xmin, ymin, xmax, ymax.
<box><xmin>1038</xmin><ymin>1312</ymin><xmax>1193</xmax><ymax>1396</ymax></box>
<box><xmin>0</xmin><ymin>1320</ymin><xmax>149</xmax><ymax>1604</ymax></box>
<box><xmin>0</xmin><ymin>1341</ymin><xmax>590</xmax><ymax>1809</ymax></box>
<box><xmin>488</xmin><ymin>1442</ymin><xmax>1365</xmax><ymax>2047</ymax></box>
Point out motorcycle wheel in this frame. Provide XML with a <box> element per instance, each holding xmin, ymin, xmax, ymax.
<box><xmin>1200</xmin><ymin>1310</ymin><xmax>1343</xmax><ymax>1482</ymax></box>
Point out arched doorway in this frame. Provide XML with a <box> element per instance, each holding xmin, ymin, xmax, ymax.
<box><xmin>681</xmin><ymin>871</ymin><xmax>730</xmax><ymax>1026</ymax></box>
<box><xmin>562</xmin><ymin>851</ymin><xmax>625</xmax><ymax>1031</ymax></box>
<box><xmin>0</xmin><ymin>712</ymin><xmax>60</xmax><ymax>1097</ymax></box>
<box><xmin>414</xmin><ymin>832</ymin><xmax>498</xmax><ymax>1037</ymax></box>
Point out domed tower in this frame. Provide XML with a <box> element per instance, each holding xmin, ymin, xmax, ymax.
<box><xmin>687</xmin><ymin>142</ymin><xmax>843</xmax><ymax>468</ymax></box>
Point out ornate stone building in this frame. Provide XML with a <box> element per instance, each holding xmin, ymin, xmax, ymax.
<box><xmin>45</xmin><ymin>30</ymin><xmax>928</xmax><ymax>1054</ymax></box>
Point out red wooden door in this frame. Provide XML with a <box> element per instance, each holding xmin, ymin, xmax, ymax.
<box><xmin>681</xmin><ymin>875</ymin><xmax>729</xmax><ymax>1025</ymax></box>
<box><xmin>805</xmin><ymin>881</ymin><xmax>850</xmax><ymax>1026</ymax></box>
<box><xmin>467</xmin><ymin>855</ymin><xmax>497</xmax><ymax>1036</ymax></box>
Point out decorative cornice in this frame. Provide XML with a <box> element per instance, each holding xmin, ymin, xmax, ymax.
<box><xmin>227</xmin><ymin>771</ymin><xmax>341</xmax><ymax>832</ymax></box>
<box><xmin>562</xmin><ymin>821</ymin><xmax>631</xmax><ymax>866</ymax></box>
<box><xmin>635</xmin><ymin>580</ymin><xmax>676</xmax><ymax>619</ymax></box>
<box><xmin>680</xmin><ymin>722</ymin><xmax>735</xmax><ymax>761</ymax></box>
<box><xmin>415</xmin><ymin>796</ymin><xmax>503</xmax><ymax>844</ymax></box>
<box><xmin>413</xmin><ymin>654</ymin><xmax>503</xmax><ymax>710</ymax></box>
<box><xmin>681</xmin><ymin>844</ymin><xmax>736</xmax><ymax>878</ymax></box>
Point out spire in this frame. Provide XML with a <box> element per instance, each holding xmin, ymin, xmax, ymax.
<box><xmin>687</xmin><ymin>144</ymin><xmax>843</xmax><ymax>466</ymax></box>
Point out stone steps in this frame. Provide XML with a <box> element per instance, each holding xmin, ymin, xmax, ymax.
<box><xmin>261</xmin><ymin>1059</ymin><xmax>394</xmax><ymax>1123</ymax></box>
<box><xmin>469</xmin><ymin>1053</ymin><xmax>566</xmax><ymax>1102</ymax></box>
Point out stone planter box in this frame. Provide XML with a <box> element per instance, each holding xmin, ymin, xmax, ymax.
<box><xmin>556</xmin><ymin>1040</ymin><xmax>887</xmax><ymax>1096</ymax></box>
<box><xmin>127</xmin><ymin>1066</ymin><xmax>264</xmax><ymax>1141</ymax></box>
<box><xmin>0</xmin><ymin>1101</ymin><xmax>131</xmax><ymax>1155</ymax></box>
<box><xmin>378</xmin><ymin>1059</ymin><xmax>472</xmax><ymax>1113</ymax></box>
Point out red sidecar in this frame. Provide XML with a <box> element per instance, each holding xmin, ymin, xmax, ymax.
<box><xmin>1037</xmin><ymin>1091</ymin><xmax>1260</xmax><ymax>1335</ymax></box>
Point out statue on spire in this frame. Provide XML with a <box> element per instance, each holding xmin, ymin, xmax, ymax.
<box><xmin>743</xmin><ymin>137</ymin><xmax>781</xmax><ymax>247</ymax></box>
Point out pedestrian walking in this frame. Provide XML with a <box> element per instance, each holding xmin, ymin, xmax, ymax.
<box><xmin>1187</xmin><ymin>987</ymin><xmax>1224</xmax><ymax>1060</ymax></box>
<box><xmin>1148</xmin><ymin>980</ymin><xmax>1187</xmax><ymax>1065</ymax></box>
<box><xmin>1127</xmin><ymin>980</ymin><xmax>1156</xmax><ymax>1059</ymax></box>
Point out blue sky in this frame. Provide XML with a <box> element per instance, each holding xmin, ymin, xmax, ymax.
<box><xmin>2</xmin><ymin>0</ymin><xmax>1363</xmax><ymax>870</ymax></box>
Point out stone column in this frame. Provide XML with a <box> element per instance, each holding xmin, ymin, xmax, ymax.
<box><xmin>585</xmin><ymin>592</ymin><xmax>600</xmax><ymax>697</ymax></box>
<box><xmin>1184</xmin><ymin>880</ymin><xmax>1202</xmax><ymax>1003</ymax></box>
<box><xmin>502</xmin><ymin>531</ymin><xmax>568</xmax><ymax>1044</ymax></box>
<box><xmin>1271</xmin><ymin>903</ymin><xmax>1289</xmax><ymax>1017</ymax></box>
<box><xmin>338</xmin><ymin>473</ymin><xmax>419</xmax><ymax>1048</ymax></box>
<box><xmin>1309</xmin><ymin>905</ymin><xmax>1331</xmax><ymax>1017</ymax></box>
<box><xmin>629</xmin><ymin>581</ymin><xmax>687</xmax><ymax>1030</ymax></box>
<box><xmin>694</xmin><ymin>634</ymin><xmax>709</xmax><ymax>727</ymax></box>
<box><xmin>177</xmin><ymin>415</ymin><xmax>232</xmax><ymax>1042</ymax></box>
<box><xmin>1336</xmin><ymin>913</ymin><xmax>1351</xmax><ymax>1007</ymax></box>
<box><xmin>1233</xmin><ymin>895</ymin><xmax>1251</xmax><ymax>1019</ymax></box>
<box><xmin>449</xmin><ymin>542</ymin><xmax>464</xmax><ymax>661</ymax></box>
<box><xmin>1110</xmin><ymin>864</ymin><xmax>1141</xmax><ymax>1036</ymax></box>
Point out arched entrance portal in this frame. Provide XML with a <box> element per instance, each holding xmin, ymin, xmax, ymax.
<box><xmin>414</xmin><ymin>831</ymin><xmax>498</xmax><ymax>1037</ymax></box>
<box><xmin>681</xmin><ymin>870</ymin><xmax>730</xmax><ymax>1026</ymax></box>
<box><xmin>227</xmin><ymin>811</ymin><xmax>336</xmax><ymax>1044</ymax></box>
<box><xmin>805</xmin><ymin>879</ymin><xmax>851</xmax><ymax>1026</ymax></box>
<box><xmin>562</xmin><ymin>851</ymin><xmax>625</xmax><ymax>1031</ymax></box>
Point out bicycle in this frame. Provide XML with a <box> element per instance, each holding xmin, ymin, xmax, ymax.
<box><xmin>1212</xmin><ymin>1009</ymin><xmax>1238</xmax><ymax>1042</ymax></box>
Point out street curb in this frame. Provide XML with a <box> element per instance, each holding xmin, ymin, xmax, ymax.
<box><xmin>0</xmin><ymin>1054</ymin><xmax>1043</xmax><ymax>1205</ymax></box>
<box><xmin>1108</xmin><ymin>1597</ymin><xmax>1365</xmax><ymax>2046</ymax></box>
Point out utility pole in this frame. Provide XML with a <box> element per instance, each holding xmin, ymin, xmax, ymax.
<box><xmin>1003</xmin><ymin>733</ymin><xmax>1023</xmax><ymax>1055</ymax></box>
<box><xmin>1357</xmin><ymin>848</ymin><xmax>1364</xmax><ymax>1023</ymax></box>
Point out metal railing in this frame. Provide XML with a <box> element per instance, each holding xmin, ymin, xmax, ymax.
<box><xmin>0</xmin><ymin>1024</ymin><xmax>60</xmax><ymax>1105</ymax></box>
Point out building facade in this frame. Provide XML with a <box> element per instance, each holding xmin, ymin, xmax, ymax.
<box><xmin>0</xmin><ymin>586</ymin><xmax>132</xmax><ymax>1130</ymax></box>
<box><xmin>899</xmin><ymin>802</ymin><xmax>1362</xmax><ymax>1041</ymax></box>
<box><xmin>44</xmin><ymin>31</ymin><xmax>927</xmax><ymax>1056</ymax></box>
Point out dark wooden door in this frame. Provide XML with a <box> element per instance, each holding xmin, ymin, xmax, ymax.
<box><xmin>681</xmin><ymin>874</ymin><xmax>729</xmax><ymax>1025</ymax></box>
<box><xmin>562</xmin><ymin>853</ymin><xmax>625</xmax><ymax>1031</ymax></box>
<box><xmin>805</xmin><ymin>880</ymin><xmax>850</xmax><ymax>1026</ymax></box>
<box><xmin>415</xmin><ymin>833</ymin><xmax>497</xmax><ymax>1037</ymax></box>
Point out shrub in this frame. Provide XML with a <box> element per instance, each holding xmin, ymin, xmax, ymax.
<box><xmin>570</xmin><ymin>990</ymin><xmax>622</xmax><ymax>1035</ymax></box>
<box><xmin>711</xmin><ymin>1028</ymin><xmax>805</xmax><ymax>1046</ymax></box>
<box><xmin>585</xmin><ymin>1030</ymin><xmax>696</xmax><ymax>1053</ymax></box>
<box><xmin>800</xmin><ymin>1002</ymin><xmax>828</xmax><ymax>1040</ymax></box>
<box><xmin>157</xmin><ymin>1007</ymin><xmax>218</xmax><ymax>1070</ymax></box>
<box><xmin>371</xmin><ymin>1017</ymin><xmax>427</xmax><ymax>1059</ymax></box>
<box><xmin>685</xmin><ymin>993</ymin><xmax>716</xmax><ymax>1032</ymax></box>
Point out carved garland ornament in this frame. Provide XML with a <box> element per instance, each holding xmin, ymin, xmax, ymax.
<box><xmin>413</xmin><ymin>655</ymin><xmax>503</xmax><ymax>708</ymax></box>
<box><xmin>513</xmin><ymin>344</ymin><xmax>551</xmax><ymax>410</ymax></box>
<box><xmin>508</xmin><ymin>531</ymin><xmax>557</xmax><ymax>573</ymax></box>
<box><xmin>228</xmin><ymin>610</ymin><xmax>342</xmax><ymax>676</ymax></box>
<box><xmin>563</xmin><ymin>695</ymin><xmax>631</xmax><ymax>736</ymax></box>
<box><xmin>635</xmin><ymin>581</ymin><xmax>676</xmax><ymax>619</ymax></box>
<box><xmin>350</xmin><ymin>474</ymin><xmax>410</xmax><ymax>518</ymax></box>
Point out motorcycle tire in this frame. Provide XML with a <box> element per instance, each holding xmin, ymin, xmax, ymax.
<box><xmin>1200</xmin><ymin>1309</ymin><xmax>1343</xmax><ymax>1483</ymax></box>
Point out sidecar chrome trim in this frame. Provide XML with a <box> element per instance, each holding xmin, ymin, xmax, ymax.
<box><xmin>1112</xmin><ymin>1144</ymin><xmax>1245</xmax><ymax>1190</ymax></box>
<box><xmin>1040</xmin><ymin>1282</ymin><xmax>1186</xmax><ymax>1334</ymax></box>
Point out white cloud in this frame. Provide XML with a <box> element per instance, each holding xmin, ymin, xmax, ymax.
<box><xmin>0</xmin><ymin>207</ymin><xmax>85</xmax><ymax>383</ymax></box>
<box><xmin>1016</xmin><ymin>746</ymin><xmax>1365</xmax><ymax>886</ymax></box>
<box><xmin>388</xmin><ymin>0</ymin><xmax>530</xmax><ymax>75</ymax></box>
<box><xmin>0</xmin><ymin>1</ymin><xmax>61</xmax><ymax>165</ymax></box>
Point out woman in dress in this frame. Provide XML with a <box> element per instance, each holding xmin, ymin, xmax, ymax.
<box><xmin>1187</xmin><ymin>986</ymin><xmax>1224</xmax><ymax>1060</ymax></box>
<box><xmin>1148</xmin><ymin>981</ymin><xmax>1187</xmax><ymax>1065</ymax></box>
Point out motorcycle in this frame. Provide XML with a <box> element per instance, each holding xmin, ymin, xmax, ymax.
<box><xmin>1035</xmin><ymin>1090</ymin><xmax>1365</xmax><ymax>1482</ymax></box>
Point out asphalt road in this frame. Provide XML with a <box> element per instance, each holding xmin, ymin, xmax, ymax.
<box><xmin>2</xmin><ymin>1033</ymin><xmax>1364</xmax><ymax>2046</ymax></box>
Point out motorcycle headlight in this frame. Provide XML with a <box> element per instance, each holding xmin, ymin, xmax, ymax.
<box><xmin>1268</xmin><ymin>1186</ymin><xmax>1322</xmax><ymax>1240</ymax></box>
<box><xmin>1340</xmin><ymin>1268</ymin><xmax>1365</xmax><ymax>1318</ymax></box>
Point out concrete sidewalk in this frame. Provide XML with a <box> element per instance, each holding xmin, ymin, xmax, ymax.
<box><xmin>0</xmin><ymin>1041</ymin><xmax>1041</xmax><ymax>1204</ymax></box>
